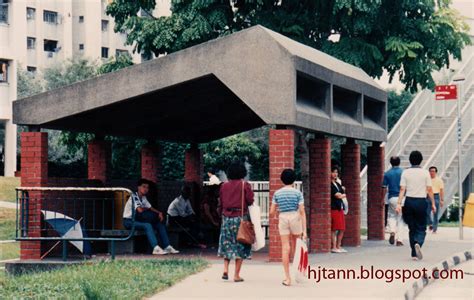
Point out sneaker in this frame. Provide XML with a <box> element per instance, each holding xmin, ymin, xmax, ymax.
<box><xmin>414</xmin><ymin>243</ymin><xmax>423</xmax><ymax>260</ymax></box>
<box><xmin>389</xmin><ymin>233</ymin><xmax>395</xmax><ymax>245</ymax></box>
<box><xmin>152</xmin><ymin>246</ymin><xmax>167</xmax><ymax>255</ymax></box>
<box><xmin>164</xmin><ymin>245</ymin><xmax>180</xmax><ymax>254</ymax></box>
<box><xmin>339</xmin><ymin>248</ymin><xmax>348</xmax><ymax>253</ymax></box>
<box><xmin>331</xmin><ymin>248</ymin><xmax>340</xmax><ymax>253</ymax></box>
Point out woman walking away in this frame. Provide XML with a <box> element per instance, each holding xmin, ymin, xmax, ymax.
<box><xmin>218</xmin><ymin>161</ymin><xmax>254</xmax><ymax>282</ymax></box>
<box><xmin>330</xmin><ymin>167</ymin><xmax>347</xmax><ymax>253</ymax></box>
<box><xmin>270</xmin><ymin>169</ymin><xmax>307</xmax><ymax>286</ymax></box>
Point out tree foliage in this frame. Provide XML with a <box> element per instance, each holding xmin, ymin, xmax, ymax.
<box><xmin>107</xmin><ymin>0</ymin><xmax>471</xmax><ymax>92</ymax></box>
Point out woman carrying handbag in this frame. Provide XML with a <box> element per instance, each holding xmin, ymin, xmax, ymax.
<box><xmin>217</xmin><ymin>161</ymin><xmax>255</xmax><ymax>282</ymax></box>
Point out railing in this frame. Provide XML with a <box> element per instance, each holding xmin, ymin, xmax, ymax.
<box><xmin>359</xmin><ymin>51</ymin><xmax>474</xmax><ymax>227</ymax></box>
<box><xmin>16</xmin><ymin>187</ymin><xmax>134</xmax><ymax>261</ymax></box>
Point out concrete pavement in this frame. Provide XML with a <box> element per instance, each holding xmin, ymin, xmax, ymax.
<box><xmin>0</xmin><ymin>201</ymin><xmax>15</xmax><ymax>209</ymax></box>
<box><xmin>150</xmin><ymin>227</ymin><xmax>474</xmax><ymax>300</ymax></box>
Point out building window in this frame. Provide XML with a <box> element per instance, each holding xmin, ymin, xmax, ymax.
<box><xmin>26</xmin><ymin>7</ymin><xmax>35</xmax><ymax>20</ymax></box>
<box><xmin>44</xmin><ymin>39</ymin><xmax>58</xmax><ymax>52</ymax></box>
<box><xmin>0</xmin><ymin>60</ymin><xmax>8</xmax><ymax>82</ymax></box>
<box><xmin>43</xmin><ymin>10</ymin><xmax>58</xmax><ymax>24</ymax></box>
<box><xmin>78</xmin><ymin>16</ymin><xmax>84</xmax><ymax>23</ymax></box>
<box><xmin>27</xmin><ymin>66</ymin><xmax>36</xmax><ymax>74</ymax></box>
<box><xmin>27</xmin><ymin>7</ymin><xmax>35</xmax><ymax>20</ymax></box>
<box><xmin>116</xmin><ymin>49</ymin><xmax>129</xmax><ymax>57</ymax></box>
<box><xmin>27</xmin><ymin>37</ymin><xmax>36</xmax><ymax>49</ymax></box>
<box><xmin>101</xmin><ymin>47</ymin><xmax>109</xmax><ymax>58</ymax></box>
<box><xmin>101</xmin><ymin>20</ymin><xmax>108</xmax><ymax>31</ymax></box>
<box><xmin>79</xmin><ymin>44</ymin><xmax>84</xmax><ymax>50</ymax></box>
<box><xmin>0</xmin><ymin>0</ymin><xmax>8</xmax><ymax>24</ymax></box>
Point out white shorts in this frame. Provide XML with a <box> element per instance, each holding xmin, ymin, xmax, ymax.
<box><xmin>278</xmin><ymin>211</ymin><xmax>302</xmax><ymax>235</ymax></box>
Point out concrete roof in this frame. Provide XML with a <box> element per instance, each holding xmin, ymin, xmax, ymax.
<box><xmin>13</xmin><ymin>25</ymin><xmax>387</xmax><ymax>143</ymax></box>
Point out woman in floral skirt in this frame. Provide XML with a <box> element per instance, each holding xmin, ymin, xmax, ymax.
<box><xmin>218</xmin><ymin>161</ymin><xmax>254</xmax><ymax>282</ymax></box>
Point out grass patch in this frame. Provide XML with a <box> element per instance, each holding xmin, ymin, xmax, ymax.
<box><xmin>0</xmin><ymin>208</ymin><xmax>16</xmax><ymax>241</ymax></box>
<box><xmin>0</xmin><ymin>258</ymin><xmax>208</xmax><ymax>299</ymax></box>
<box><xmin>360</xmin><ymin>228</ymin><xmax>367</xmax><ymax>236</ymax></box>
<box><xmin>0</xmin><ymin>242</ymin><xmax>19</xmax><ymax>262</ymax></box>
<box><xmin>0</xmin><ymin>177</ymin><xmax>19</xmax><ymax>202</ymax></box>
<box><xmin>438</xmin><ymin>221</ymin><xmax>460</xmax><ymax>227</ymax></box>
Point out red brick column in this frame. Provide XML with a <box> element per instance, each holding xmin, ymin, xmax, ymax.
<box><xmin>141</xmin><ymin>144</ymin><xmax>160</xmax><ymax>183</ymax></box>
<box><xmin>269</xmin><ymin>129</ymin><xmax>295</xmax><ymax>262</ymax></box>
<box><xmin>184</xmin><ymin>144</ymin><xmax>202</xmax><ymax>184</ymax></box>
<box><xmin>87</xmin><ymin>139</ymin><xmax>111</xmax><ymax>184</ymax></box>
<box><xmin>341</xmin><ymin>139</ymin><xmax>361</xmax><ymax>246</ymax></box>
<box><xmin>367</xmin><ymin>142</ymin><xmax>385</xmax><ymax>240</ymax></box>
<box><xmin>20</xmin><ymin>131</ymin><xmax>48</xmax><ymax>260</ymax></box>
<box><xmin>308</xmin><ymin>137</ymin><xmax>331</xmax><ymax>253</ymax></box>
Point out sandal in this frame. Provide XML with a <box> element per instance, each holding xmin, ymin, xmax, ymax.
<box><xmin>282</xmin><ymin>279</ymin><xmax>291</xmax><ymax>286</ymax></box>
<box><xmin>234</xmin><ymin>277</ymin><xmax>244</xmax><ymax>282</ymax></box>
<box><xmin>222</xmin><ymin>272</ymin><xmax>228</xmax><ymax>280</ymax></box>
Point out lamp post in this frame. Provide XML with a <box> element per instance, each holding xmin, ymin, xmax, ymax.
<box><xmin>453</xmin><ymin>74</ymin><xmax>465</xmax><ymax>240</ymax></box>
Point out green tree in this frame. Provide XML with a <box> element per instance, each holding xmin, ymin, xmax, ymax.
<box><xmin>107</xmin><ymin>0</ymin><xmax>470</xmax><ymax>92</ymax></box>
<box><xmin>17</xmin><ymin>67</ymin><xmax>43</xmax><ymax>99</ymax></box>
<box><xmin>44</xmin><ymin>58</ymin><xmax>97</xmax><ymax>91</ymax></box>
<box><xmin>97</xmin><ymin>54</ymin><xmax>134</xmax><ymax>74</ymax></box>
<box><xmin>387</xmin><ymin>90</ymin><xmax>414</xmax><ymax>131</ymax></box>
<box><xmin>201</xmin><ymin>134</ymin><xmax>262</xmax><ymax>179</ymax></box>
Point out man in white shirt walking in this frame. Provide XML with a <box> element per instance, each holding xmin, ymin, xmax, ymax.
<box><xmin>396</xmin><ymin>151</ymin><xmax>435</xmax><ymax>260</ymax></box>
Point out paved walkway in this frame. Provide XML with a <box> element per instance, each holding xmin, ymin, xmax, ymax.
<box><xmin>0</xmin><ymin>200</ymin><xmax>15</xmax><ymax>209</ymax></box>
<box><xmin>150</xmin><ymin>227</ymin><xmax>474</xmax><ymax>300</ymax></box>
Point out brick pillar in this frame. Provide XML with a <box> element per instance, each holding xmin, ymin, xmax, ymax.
<box><xmin>87</xmin><ymin>138</ymin><xmax>111</xmax><ymax>184</ymax></box>
<box><xmin>184</xmin><ymin>144</ymin><xmax>203</xmax><ymax>209</ymax></box>
<box><xmin>367</xmin><ymin>142</ymin><xmax>385</xmax><ymax>240</ymax></box>
<box><xmin>20</xmin><ymin>131</ymin><xmax>48</xmax><ymax>260</ymax></box>
<box><xmin>341</xmin><ymin>139</ymin><xmax>361</xmax><ymax>246</ymax></box>
<box><xmin>141</xmin><ymin>144</ymin><xmax>160</xmax><ymax>183</ymax></box>
<box><xmin>184</xmin><ymin>144</ymin><xmax>203</xmax><ymax>184</ymax></box>
<box><xmin>308</xmin><ymin>137</ymin><xmax>331</xmax><ymax>253</ymax></box>
<box><xmin>269</xmin><ymin>129</ymin><xmax>295</xmax><ymax>262</ymax></box>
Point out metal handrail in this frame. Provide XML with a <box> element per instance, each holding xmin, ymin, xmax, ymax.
<box><xmin>15</xmin><ymin>186</ymin><xmax>135</xmax><ymax>260</ymax></box>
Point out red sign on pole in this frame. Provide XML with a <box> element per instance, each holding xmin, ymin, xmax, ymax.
<box><xmin>435</xmin><ymin>85</ymin><xmax>457</xmax><ymax>100</ymax></box>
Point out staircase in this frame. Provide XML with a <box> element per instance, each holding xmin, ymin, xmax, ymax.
<box><xmin>360</xmin><ymin>48</ymin><xmax>474</xmax><ymax>228</ymax></box>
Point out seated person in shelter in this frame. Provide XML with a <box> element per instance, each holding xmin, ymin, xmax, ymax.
<box><xmin>207</xmin><ymin>168</ymin><xmax>221</xmax><ymax>185</ymax></box>
<box><xmin>201</xmin><ymin>185</ymin><xmax>221</xmax><ymax>228</ymax></box>
<box><xmin>167</xmin><ymin>185</ymin><xmax>206</xmax><ymax>248</ymax></box>
<box><xmin>123</xmin><ymin>179</ymin><xmax>179</xmax><ymax>255</ymax></box>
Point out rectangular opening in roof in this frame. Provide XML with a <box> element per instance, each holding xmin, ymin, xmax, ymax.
<box><xmin>296</xmin><ymin>72</ymin><xmax>330</xmax><ymax>118</ymax></box>
<box><xmin>364</xmin><ymin>96</ymin><xmax>386</xmax><ymax>130</ymax></box>
<box><xmin>333</xmin><ymin>85</ymin><xmax>361</xmax><ymax>125</ymax></box>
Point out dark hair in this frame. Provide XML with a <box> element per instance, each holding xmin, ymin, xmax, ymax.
<box><xmin>429</xmin><ymin>166</ymin><xmax>438</xmax><ymax>173</ymax></box>
<box><xmin>227</xmin><ymin>161</ymin><xmax>247</xmax><ymax>180</ymax></box>
<box><xmin>181</xmin><ymin>185</ymin><xmax>192</xmax><ymax>199</ymax></box>
<box><xmin>390</xmin><ymin>156</ymin><xmax>401</xmax><ymax>167</ymax></box>
<box><xmin>137</xmin><ymin>178</ymin><xmax>149</xmax><ymax>187</ymax></box>
<box><xmin>280</xmin><ymin>169</ymin><xmax>296</xmax><ymax>185</ymax></box>
<box><xmin>331</xmin><ymin>159</ymin><xmax>340</xmax><ymax>168</ymax></box>
<box><xmin>207</xmin><ymin>168</ymin><xmax>216</xmax><ymax>175</ymax></box>
<box><xmin>409</xmin><ymin>151</ymin><xmax>423</xmax><ymax>166</ymax></box>
<box><xmin>331</xmin><ymin>166</ymin><xmax>339</xmax><ymax>173</ymax></box>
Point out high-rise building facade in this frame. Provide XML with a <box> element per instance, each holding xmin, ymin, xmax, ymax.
<box><xmin>0</xmin><ymin>0</ymin><xmax>170</xmax><ymax>176</ymax></box>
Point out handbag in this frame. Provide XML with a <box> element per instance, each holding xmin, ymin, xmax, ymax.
<box><xmin>342</xmin><ymin>197</ymin><xmax>349</xmax><ymax>215</ymax></box>
<box><xmin>236</xmin><ymin>181</ymin><xmax>256</xmax><ymax>245</ymax></box>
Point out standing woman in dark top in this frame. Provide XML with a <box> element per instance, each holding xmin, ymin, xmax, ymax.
<box><xmin>330</xmin><ymin>167</ymin><xmax>347</xmax><ymax>253</ymax></box>
<box><xmin>218</xmin><ymin>161</ymin><xmax>254</xmax><ymax>282</ymax></box>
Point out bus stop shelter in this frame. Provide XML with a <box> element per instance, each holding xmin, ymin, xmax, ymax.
<box><xmin>13</xmin><ymin>25</ymin><xmax>387</xmax><ymax>261</ymax></box>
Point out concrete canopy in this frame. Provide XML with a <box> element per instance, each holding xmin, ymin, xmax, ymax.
<box><xmin>13</xmin><ymin>25</ymin><xmax>387</xmax><ymax>143</ymax></box>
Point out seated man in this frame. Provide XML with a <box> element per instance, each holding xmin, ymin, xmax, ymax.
<box><xmin>167</xmin><ymin>185</ymin><xmax>206</xmax><ymax>248</ymax></box>
<box><xmin>123</xmin><ymin>179</ymin><xmax>179</xmax><ymax>255</ymax></box>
